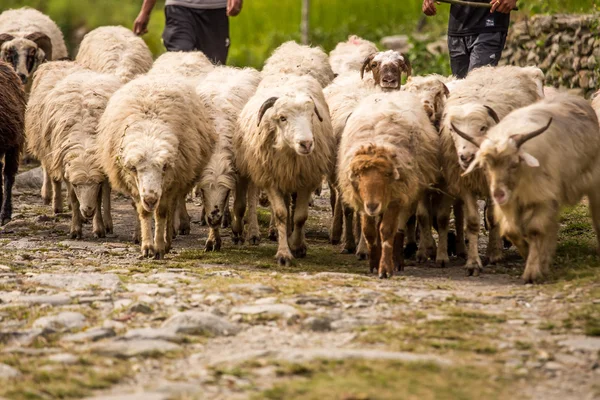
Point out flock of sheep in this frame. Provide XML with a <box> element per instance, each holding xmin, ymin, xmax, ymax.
<box><xmin>1</xmin><ymin>8</ymin><xmax>600</xmax><ymax>284</ymax></box>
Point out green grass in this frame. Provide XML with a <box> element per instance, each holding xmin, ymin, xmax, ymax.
<box><xmin>254</xmin><ymin>359</ymin><xmax>521</xmax><ymax>400</ymax></box>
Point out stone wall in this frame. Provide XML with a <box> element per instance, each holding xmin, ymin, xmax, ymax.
<box><xmin>500</xmin><ymin>14</ymin><xmax>600</xmax><ymax>97</ymax></box>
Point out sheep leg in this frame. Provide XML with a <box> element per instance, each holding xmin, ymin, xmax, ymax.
<box><xmin>587</xmin><ymin>190</ymin><xmax>600</xmax><ymax>254</ymax></box>
<box><xmin>198</xmin><ymin>206</ymin><xmax>207</xmax><ymax>226</ymax></box>
<box><xmin>454</xmin><ymin>199</ymin><xmax>466</xmax><ymax>258</ymax></box>
<box><xmin>416</xmin><ymin>198</ymin><xmax>436</xmax><ymax>263</ymax></box>
<box><xmin>41</xmin><ymin>167</ymin><xmax>52</xmax><ymax>205</ymax></box>
<box><xmin>267</xmin><ymin>187</ymin><xmax>293</xmax><ymax>266</ymax></box>
<box><xmin>268</xmin><ymin>207</ymin><xmax>278</xmax><ymax>241</ymax></box>
<box><xmin>92</xmin><ymin>186</ymin><xmax>106</xmax><ymax>238</ymax></box>
<box><xmin>205</xmin><ymin>227</ymin><xmax>222</xmax><ymax>251</ymax></box>
<box><xmin>463</xmin><ymin>192</ymin><xmax>483</xmax><ymax>276</ymax></box>
<box><xmin>289</xmin><ymin>187</ymin><xmax>310</xmax><ymax>258</ymax></box>
<box><xmin>246</xmin><ymin>181</ymin><xmax>261</xmax><ymax>245</ymax></box>
<box><xmin>176</xmin><ymin>193</ymin><xmax>191</xmax><ymax>235</ymax></box>
<box><xmin>328</xmin><ymin>181</ymin><xmax>336</xmax><ymax>217</ymax></box>
<box><xmin>136</xmin><ymin>200</ymin><xmax>154</xmax><ymax>258</ymax></box>
<box><xmin>0</xmin><ymin>148</ymin><xmax>18</xmax><ymax>225</ymax></box>
<box><xmin>52</xmin><ymin>178</ymin><xmax>63</xmax><ymax>215</ymax></box>
<box><xmin>68</xmin><ymin>184</ymin><xmax>83</xmax><ymax>239</ymax></box>
<box><xmin>361</xmin><ymin>213</ymin><xmax>380</xmax><ymax>274</ymax></box>
<box><xmin>378</xmin><ymin>202</ymin><xmax>406</xmax><ymax>278</ymax></box>
<box><xmin>131</xmin><ymin>199</ymin><xmax>141</xmax><ymax>244</ymax></box>
<box><xmin>485</xmin><ymin>199</ymin><xmax>504</xmax><ymax>265</ymax></box>
<box><xmin>435</xmin><ymin>194</ymin><xmax>453</xmax><ymax>267</ymax></box>
<box><xmin>153</xmin><ymin>198</ymin><xmax>170</xmax><ymax>260</ymax></box>
<box><xmin>404</xmin><ymin>214</ymin><xmax>418</xmax><ymax>259</ymax></box>
<box><xmin>222</xmin><ymin>191</ymin><xmax>232</xmax><ymax>229</ymax></box>
<box><xmin>102</xmin><ymin>180</ymin><xmax>113</xmax><ymax>234</ymax></box>
<box><xmin>165</xmin><ymin>203</ymin><xmax>174</xmax><ymax>253</ymax></box>
<box><xmin>341</xmin><ymin>205</ymin><xmax>356</xmax><ymax>254</ymax></box>
<box><xmin>355</xmin><ymin>213</ymin><xmax>369</xmax><ymax>260</ymax></box>
<box><xmin>522</xmin><ymin>206</ymin><xmax>557</xmax><ymax>284</ymax></box>
<box><xmin>330</xmin><ymin>187</ymin><xmax>343</xmax><ymax>245</ymax></box>
<box><xmin>285</xmin><ymin>193</ymin><xmax>293</xmax><ymax>237</ymax></box>
<box><xmin>232</xmin><ymin>177</ymin><xmax>248</xmax><ymax>245</ymax></box>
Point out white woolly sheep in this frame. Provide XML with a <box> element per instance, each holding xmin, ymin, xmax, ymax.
<box><xmin>75</xmin><ymin>26</ymin><xmax>153</xmax><ymax>83</ymax></box>
<box><xmin>457</xmin><ymin>94</ymin><xmax>600</xmax><ymax>283</ymax></box>
<box><xmin>148</xmin><ymin>51</ymin><xmax>214</xmax><ymax>80</ymax></box>
<box><xmin>195</xmin><ymin>66</ymin><xmax>261</xmax><ymax>251</ymax></box>
<box><xmin>26</xmin><ymin>60</ymin><xmax>84</xmax><ymax>211</ymax></box>
<box><xmin>329</xmin><ymin>35</ymin><xmax>378</xmax><ymax>76</ymax></box>
<box><xmin>439</xmin><ymin>65</ymin><xmax>545</xmax><ymax>275</ymax></box>
<box><xmin>261</xmin><ymin>41</ymin><xmax>335</xmax><ymax>88</ymax></box>
<box><xmin>0</xmin><ymin>7</ymin><xmax>68</xmax><ymax>86</ymax></box>
<box><xmin>40</xmin><ymin>70</ymin><xmax>122</xmax><ymax>238</ymax></box>
<box><xmin>99</xmin><ymin>74</ymin><xmax>216</xmax><ymax>259</ymax></box>
<box><xmin>234</xmin><ymin>73</ymin><xmax>335</xmax><ymax>266</ymax></box>
<box><xmin>338</xmin><ymin>91</ymin><xmax>439</xmax><ymax>278</ymax></box>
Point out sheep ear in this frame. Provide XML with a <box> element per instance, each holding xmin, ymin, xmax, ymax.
<box><xmin>25</xmin><ymin>32</ymin><xmax>53</xmax><ymax>61</ymax></box>
<box><xmin>360</xmin><ymin>54</ymin><xmax>375</xmax><ymax>80</ymax></box>
<box><xmin>0</xmin><ymin>33</ymin><xmax>15</xmax><ymax>47</ymax></box>
<box><xmin>400</xmin><ymin>54</ymin><xmax>412</xmax><ymax>78</ymax></box>
<box><xmin>442</xmin><ymin>83</ymin><xmax>450</xmax><ymax>96</ymax></box>
<box><xmin>257</xmin><ymin>97</ymin><xmax>278</xmax><ymax>126</ymax></box>
<box><xmin>484</xmin><ymin>105</ymin><xmax>500</xmax><ymax>124</ymax></box>
<box><xmin>519</xmin><ymin>151</ymin><xmax>539</xmax><ymax>167</ymax></box>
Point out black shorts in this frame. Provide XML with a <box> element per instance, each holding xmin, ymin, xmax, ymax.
<box><xmin>162</xmin><ymin>5</ymin><xmax>230</xmax><ymax>65</ymax></box>
<box><xmin>448</xmin><ymin>32</ymin><xmax>507</xmax><ymax>79</ymax></box>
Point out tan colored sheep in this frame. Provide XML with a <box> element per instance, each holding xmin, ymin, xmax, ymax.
<box><xmin>75</xmin><ymin>26</ymin><xmax>153</xmax><ymax>83</ymax></box>
<box><xmin>99</xmin><ymin>74</ymin><xmax>216</xmax><ymax>259</ymax></box>
<box><xmin>234</xmin><ymin>73</ymin><xmax>335</xmax><ymax>266</ymax></box>
<box><xmin>261</xmin><ymin>41</ymin><xmax>335</xmax><ymax>88</ymax></box>
<box><xmin>0</xmin><ymin>7</ymin><xmax>68</xmax><ymax>86</ymax></box>
<box><xmin>329</xmin><ymin>35</ymin><xmax>378</xmax><ymax>76</ymax></box>
<box><xmin>338</xmin><ymin>91</ymin><xmax>439</xmax><ymax>278</ymax></box>
<box><xmin>40</xmin><ymin>70</ymin><xmax>122</xmax><ymax>238</ymax></box>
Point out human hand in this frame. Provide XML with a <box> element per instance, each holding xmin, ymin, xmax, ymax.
<box><xmin>491</xmin><ymin>0</ymin><xmax>516</xmax><ymax>14</ymax></box>
<box><xmin>422</xmin><ymin>0</ymin><xmax>439</xmax><ymax>16</ymax></box>
<box><xmin>227</xmin><ymin>0</ymin><xmax>243</xmax><ymax>16</ymax></box>
<box><xmin>134</xmin><ymin>12</ymin><xmax>150</xmax><ymax>35</ymax></box>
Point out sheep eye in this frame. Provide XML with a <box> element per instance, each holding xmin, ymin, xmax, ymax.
<box><xmin>371</xmin><ymin>62</ymin><xmax>377</xmax><ymax>68</ymax></box>
<box><xmin>279</xmin><ymin>116</ymin><xmax>287</xmax><ymax>122</ymax></box>
<box><xmin>129</xmin><ymin>166</ymin><xmax>136</xmax><ymax>173</ymax></box>
<box><xmin>479</xmin><ymin>126</ymin><xmax>487</xmax><ymax>133</ymax></box>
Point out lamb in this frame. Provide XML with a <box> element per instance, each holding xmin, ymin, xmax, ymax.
<box><xmin>195</xmin><ymin>66</ymin><xmax>261</xmax><ymax>251</ymax></box>
<box><xmin>261</xmin><ymin>41</ymin><xmax>335</xmax><ymax>88</ymax></box>
<box><xmin>456</xmin><ymin>94</ymin><xmax>600</xmax><ymax>283</ymax></box>
<box><xmin>75</xmin><ymin>26</ymin><xmax>153</xmax><ymax>83</ymax></box>
<box><xmin>98</xmin><ymin>74</ymin><xmax>216</xmax><ymax>259</ymax></box>
<box><xmin>338</xmin><ymin>91</ymin><xmax>439</xmax><ymax>278</ymax></box>
<box><xmin>148</xmin><ymin>51</ymin><xmax>214</xmax><ymax>80</ymax></box>
<box><xmin>26</xmin><ymin>60</ymin><xmax>83</xmax><ymax>211</ymax></box>
<box><xmin>0</xmin><ymin>8</ymin><xmax>68</xmax><ymax>86</ymax></box>
<box><xmin>438</xmin><ymin>65</ymin><xmax>545</xmax><ymax>275</ymax></box>
<box><xmin>329</xmin><ymin>35</ymin><xmax>378</xmax><ymax>76</ymax></box>
<box><xmin>40</xmin><ymin>70</ymin><xmax>122</xmax><ymax>238</ymax></box>
<box><xmin>234</xmin><ymin>73</ymin><xmax>335</xmax><ymax>266</ymax></box>
<box><xmin>360</xmin><ymin>50</ymin><xmax>412</xmax><ymax>91</ymax></box>
<box><xmin>0</xmin><ymin>61</ymin><xmax>25</xmax><ymax>225</ymax></box>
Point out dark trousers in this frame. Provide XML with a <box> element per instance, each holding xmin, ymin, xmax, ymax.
<box><xmin>448</xmin><ymin>32</ymin><xmax>507</xmax><ymax>79</ymax></box>
<box><xmin>162</xmin><ymin>5</ymin><xmax>229</xmax><ymax>65</ymax></box>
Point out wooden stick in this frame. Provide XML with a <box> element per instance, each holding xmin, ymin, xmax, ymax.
<box><xmin>437</xmin><ymin>0</ymin><xmax>519</xmax><ymax>11</ymax></box>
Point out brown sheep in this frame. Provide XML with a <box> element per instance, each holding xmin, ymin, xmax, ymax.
<box><xmin>361</xmin><ymin>50</ymin><xmax>411</xmax><ymax>91</ymax></box>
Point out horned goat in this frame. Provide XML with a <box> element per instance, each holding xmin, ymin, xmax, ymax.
<box><xmin>457</xmin><ymin>94</ymin><xmax>600</xmax><ymax>283</ymax></box>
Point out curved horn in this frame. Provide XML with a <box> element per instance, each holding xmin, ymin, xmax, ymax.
<box><xmin>451</xmin><ymin>122</ymin><xmax>482</xmax><ymax>148</ymax></box>
<box><xmin>0</xmin><ymin>33</ymin><xmax>15</xmax><ymax>47</ymax></box>
<box><xmin>511</xmin><ymin>118</ymin><xmax>553</xmax><ymax>148</ymax></box>
<box><xmin>484</xmin><ymin>105</ymin><xmax>500</xmax><ymax>124</ymax></box>
<box><xmin>313</xmin><ymin>105</ymin><xmax>323</xmax><ymax>122</ymax></box>
<box><xmin>257</xmin><ymin>97</ymin><xmax>278</xmax><ymax>126</ymax></box>
<box><xmin>25</xmin><ymin>32</ymin><xmax>53</xmax><ymax>60</ymax></box>
<box><xmin>360</xmin><ymin>54</ymin><xmax>375</xmax><ymax>80</ymax></box>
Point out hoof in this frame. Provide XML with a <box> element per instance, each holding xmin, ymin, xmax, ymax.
<box><xmin>205</xmin><ymin>240</ymin><xmax>220</xmax><ymax>252</ymax></box>
<box><xmin>232</xmin><ymin>234</ymin><xmax>244</xmax><ymax>245</ymax></box>
<box><xmin>416</xmin><ymin>250</ymin><xmax>428</xmax><ymax>264</ymax></box>
<box><xmin>465</xmin><ymin>264</ymin><xmax>482</xmax><ymax>277</ymax></box>
<box><xmin>403</xmin><ymin>242</ymin><xmax>418</xmax><ymax>259</ymax></box>
<box><xmin>178</xmin><ymin>227</ymin><xmax>191</xmax><ymax>236</ymax></box>
<box><xmin>378</xmin><ymin>272</ymin><xmax>389</xmax><ymax>279</ymax></box>
<box><xmin>106</xmin><ymin>226</ymin><xmax>114</xmax><ymax>235</ymax></box>
<box><xmin>141</xmin><ymin>245</ymin><xmax>155</xmax><ymax>258</ymax></box>
<box><xmin>341</xmin><ymin>246</ymin><xmax>356</xmax><ymax>255</ymax></box>
<box><xmin>268</xmin><ymin>230</ymin><xmax>278</xmax><ymax>242</ymax></box>
<box><xmin>0</xmin><ymin>215</ymin><xmax>11</xmax><ymax>226</ymax></box>
<box><xmin>291</xmin><ymin>246</ymin><xmax>307</xmax><ymax>258</ymax></box>
<box><xmin>153</xmin><ymin>251</ymin><xmax>165</xmax><ymax>260</ymax></box>
<box><xmin>69</xmin><ymin>231</ymin><xmax>82</xmax><ymax>240</ymax></box>
<box><xmin>248</xmin><ymin>235</ymin><xmax>260</xmax><ymax>246</ymax></box>
<box><xmin>93</xmin><ymin>230</ymin><xmax>106</xmax><ymax>239</ymax></box>
<box><xmin>436</xmin><ymin>256</ymin><xmax>449</xmax><ymax>268</ymax></box>
<box><xmin>277</xmin><ymin>255</ymin><xmax>292</xmax><ymax>267</ymax></box>
<box><xmin>357</xmin><ymin>252</ymin><xmax>368</xmax><ymax>261</ymax></box>
<box><xmin>330</xmin><ymin>238</ymin><xmax>341</xmax><ymax>245</ymax></box>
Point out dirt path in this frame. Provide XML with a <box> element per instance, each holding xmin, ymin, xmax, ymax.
<box><xmin>0</xmin><ymin>182</ymin><xmax>597</xmax><ymax>400</ymax></box>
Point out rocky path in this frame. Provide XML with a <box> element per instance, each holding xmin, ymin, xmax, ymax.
<box><xmin>0</xmin><ymin>173</ymin><xmax>598</xmax><ymax>399</ymax></box>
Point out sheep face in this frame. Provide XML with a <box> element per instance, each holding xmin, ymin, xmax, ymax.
<box><xmin>198</xmin><ymin>159</ymin><xmax>235</xmax><ymax>227</ymax></box>
<box><xmin>0</xmin><ymin>33</ymin><xmax>53</xmax><ymax>84</ymax></box>
<box><xmin>121</xmin><ymin>121</ymin><xmax>179</xmax><ymax>212</ymax></box>
<box><xmin>257</xmin><ymin>94</ymin><xmax>324</xmax><ymax>156</ymax></box>
<box><xmin>404</xmin><ymin>79</ymin><xmax>449</xmax><ymax>128</ymax></box>
<box><xmin>64</xmin><ymin>157</ymin><xmax>105</xmax><ymax>219</ymax></box>
<box><xmin>361</xmin><ymin>50</ymin><xmax>411</xmax><ymax>90</ymax></box>
<box><xmin>348</xmin><ymin>147</ymin><xmax>400</xmax><ymax>217</ymax></box>
<box><xmin>447</xmin><ymin>103</ymin><xmax>500</xmax><ymax>170</ymax></box>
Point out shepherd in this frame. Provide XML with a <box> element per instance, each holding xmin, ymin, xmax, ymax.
<box><xmin>422</xmin><ymin>0</ymin><xmax>517</xmax><ymax>78</ymax></box>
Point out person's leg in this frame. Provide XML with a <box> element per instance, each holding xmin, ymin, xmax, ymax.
<box><xmin>193</xmin><ymin>8</ymin><xmax>229</xmax><ymax>64</ymax></box>
<box><xmin>448</xmin><ymin>35</ymin><xmax>470</xmax><ymax>79</ymax></box>
<box><xmin>162</xmin><ymin>5</ymin><xmax>197</xmax><ymax>52</ymax></box>
<box><xmin>467</xmin><ymin>31</ymin><xmax>508</xmax><ymax>73</ymax></box>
